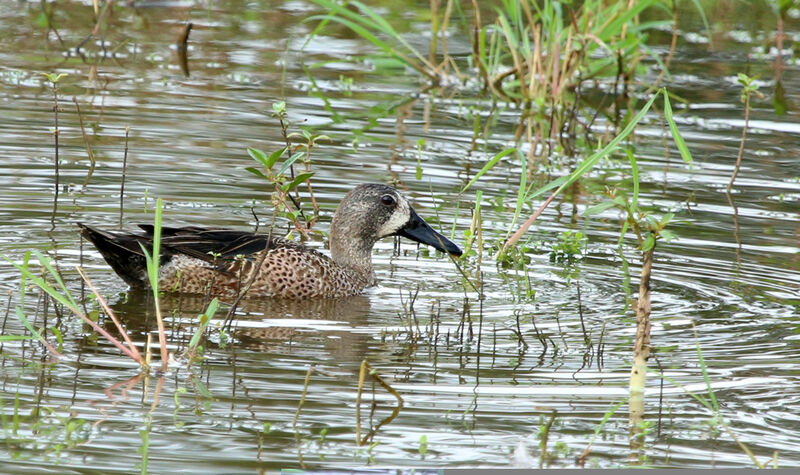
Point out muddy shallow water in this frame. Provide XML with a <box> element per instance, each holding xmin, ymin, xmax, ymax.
<box><xmin>0</xmin><ymin>0</ymin><xmax>799</xmax><ymax>471</ymax></box>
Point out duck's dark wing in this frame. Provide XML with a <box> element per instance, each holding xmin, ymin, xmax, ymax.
<box><xmin>79</xmin><ymin>224</ymin><xmax>290</xmax><ymax>288</ymax></box>
<box><xmin>136</xmin><ymin>225</ymin><xmax>286</xmax><ymax>262</ymax></box>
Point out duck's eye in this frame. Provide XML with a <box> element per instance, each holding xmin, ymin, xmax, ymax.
<box><xmin>380</xmin><ymin>194</ymin><xmax>396</xmax><ymax>206</ymax></box>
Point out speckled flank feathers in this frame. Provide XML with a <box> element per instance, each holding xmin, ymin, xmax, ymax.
<box><xmin>79</xmin><ymin>184</ymin><xmax>462</xmax><ymax>299</ymax></box>
<box><xmin>157</xmin><ymin>243</ymin><xmax>372</xmax><ymax>298</ymax></box>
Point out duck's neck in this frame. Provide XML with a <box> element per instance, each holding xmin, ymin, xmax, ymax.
<box><xmin>329</xmin><ymin>220</ymin><xmax>376</xmax><ymax>283</ymax></box>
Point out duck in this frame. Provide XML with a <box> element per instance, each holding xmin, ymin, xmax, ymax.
<box><xmin>79</xmin><ymin>184</ymin><xmax>462</xmax><ymax>299</ymax></box>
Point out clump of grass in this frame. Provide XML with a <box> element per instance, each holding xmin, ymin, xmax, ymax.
<box><xmin>306</xmin><ymin>1</ymin><xmax>706</xmax><ymax>154</ymax></box>
<box><xmin>4</xmin><ymin>198</ymin><xmax>222</xmax><ymax>374</ymax></box>
<box><xmin>476</xmin><ymin>87</ymin><xmax>690</xmax><ymax>260</ymax></box>
<box><xmin>306</xmin><ymin>0</ymin><xmax>444</xmax><ymax>82</ymax></box>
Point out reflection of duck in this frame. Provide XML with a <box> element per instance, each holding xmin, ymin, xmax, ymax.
<box><xmin>109</xmin><ymin>291</ymin><xmax>372</xmax><ymax>358</ymax></box>
<box><xmin>80</xmin><ymin>184</ymin><xmax>461</xmax><ymax>299</ymax></box>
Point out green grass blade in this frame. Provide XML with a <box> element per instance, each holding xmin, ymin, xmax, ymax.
<box><xmin>462</xmin><ymin>148</ymin><xmax>517</xmax><ymax>193</ymax></box>
<box><xmin>598</xmin><ymin>0</ymin><xmax>657</xmax><ymax>41</ymax></box>
<box><xmin>544</xmin><ymin>89</ymin><xmax>661</xmax><ymax>198</ymax></box>
<box><xmin>32</xmin><ymin>250</ymin><xmax>79</xmax><ymax>310</ymax></box>
<box><xmin>648</xmin><ymin>368</ymin><xmax>714</xmax><ymax>411</ymax></box>
<box><xmin>307</xmin><ymin>14</ymin><xmax>418</xmax><ymax>71</ymax></box>
<box><xmin>277</xmin><ymin>151</ymin><xmax>307</xmax><ymax>177</ymax></box>
<box><xmin>626</xmin><ymin>149</ymin><xmax>639</xmax><ymax>213</ymax></box>
<box><xmin>3</xmin><ymin>255</ymin><xmax>80</xmax><ymax>315</ymax></box>
<box><xmin>0</xmin><ymin>335</ymin><xmax>34</xmax><ymax>341</ymax></box>
<box><xmin>187</xmin><ymin>298</ymin><xmax>219</xmax><ymax>351</ymax></box>
<box><xmin>14</xmin><ymin>307</ymin><xmax>61</xmax><ymax>357</ymax></box>
<box><xmin>147</xmin><ymin>198</ymin><xmax>163</xmax><ymax>291</ymax></box>
<box><xmin>688</xmin><ymin>0</ymin><xmax>713</xmax><ymax>48</ymax></box>
<box><xmin>507</xmin><ymin>150</ymin><xmax>527</xmax><ymax>237</ymax></box>
<box><xmin>663</xmin><ymin>90</ymin><xmax>693</xmax><ymax>163</ymax></box>
<box><xmin>348</xmin><ymin>0</ymin><xmax>433</xmax><ymax>69</ymax></box>
<box><xmin>694</xmin><ymin>328</ymin><xmax>719</xmax><ymax>412</ymax></box>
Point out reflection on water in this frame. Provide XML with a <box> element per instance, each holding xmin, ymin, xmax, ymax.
<box><xmin>0</xmin><ymin>0</ymin><xmax>799</xmax><ymax>471</ymax></box>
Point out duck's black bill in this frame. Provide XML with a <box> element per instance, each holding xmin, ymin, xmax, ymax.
<box><xmin>397</xmin><ymin>208</ymin><xmax>463</xmax><ymax>257</ymax></box>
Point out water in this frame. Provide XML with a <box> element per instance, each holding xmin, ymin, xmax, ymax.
<box><xmin>0</xmin><ymin>0</ymin><xmax>799</xmax><ymax>471</ymax></box>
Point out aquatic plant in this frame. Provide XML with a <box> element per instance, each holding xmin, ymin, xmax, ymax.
<box><xmin>727</xmin><ymin>73</ymin><xmax>763</xmax><ymax>192</ymax></box>
<box><xmin>41</xmin><ymin>72</ymin><xmax>67</xmax><ymax>228</ymax></box>
<box><xmin>306</xmin><ymin>0</ymin><xmax>707</xmax><ymax>154</ymax></box>
<box><xmin>245</xmin><ymin>101</ymin><xmax>326</xmax><ymax>238</ymax></box>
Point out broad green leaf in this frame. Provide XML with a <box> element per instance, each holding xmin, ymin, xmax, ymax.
<box><xmin>244</xmin><ymin>167</ymin><xmax>268</xmax><ymax>179</ymax></box>
<box><xmin>277</xmin><ymin>151</ymin><xmax>306</xmax><ymax>176</ymax></box>
<box><xmin>642</xmin><ymin>233</ymin><xmax>655</xmax><ymax>252</ymax></box>
<box><xmin>282</xmin><ymin>172</ymin><xmax>315</xmax><ymax>192</ymax></box>
<box><xmin>584</xmin><ymin>201</ymin><xmax>617</xmax><ymax>217</ymax></box>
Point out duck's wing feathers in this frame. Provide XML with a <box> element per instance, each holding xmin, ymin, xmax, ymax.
<box><xmin>136</xmin><ymin>225</ymin><xmax>297</xmax><ymax>263</ymax></box>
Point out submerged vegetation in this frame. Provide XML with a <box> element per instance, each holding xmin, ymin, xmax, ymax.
<box><xmin>0</xmin><ymin>0</ymin><xmax>797</xmax><ymax>471</ymax></box>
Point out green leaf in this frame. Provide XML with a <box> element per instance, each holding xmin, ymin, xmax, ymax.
<box><xmin>272</xmin><ymin>101</ymin><xmax>286</xmax><ymax>115</ymax></box>
<box><xmin>4</xmin><ymin>252</ymin><xmax>79</xmax><ymax>315</ymax></box>
<box><xmin>642</xmin><ymin>233</ymin><xmax>655</xmax><ymax>252</ymax></box>
<box><xmin>188</xmin><ymin>298</ymin><xmax>219</xmax><ymax>351</ymax></box>
<box><xmin>267</xmin><ymin>147</ymin><xmax>287</xmax><ymax>169</ymax></box>
<box><xmin>662</xmin><ymin>90</ymin><xmax>693</xmax><ymax>163</ymax></box>
<box><xmin>15</xmin><ymin>308</ymin><xmax>50</xmax><ymax>349</ymax></box>
<box><xmin>520</xmin><ymin>89</ymin><xmax>662</xmax><ymax>217</ymax></box>
<box><xmin>597</xmin><ymin>0</ymin><xmax>658</xmax><ymax>42</ymax></box>
<box><xmin>247</xmin><ymin>147</ymin><xmax>268</xmax><ymax>165</ymax></box>
<box><xmin>584</xmin><ymin>201</ymin><xmax>617</xmax><ymax>217</ymax></box>
<box><xmin>462</xmin><ymin>148</ymin><xmax>516</xmax><ymax>192</ymax></box>
<box><xmin>282</xmin><ymin>172</ymin><xmax>315</xmax><ymax>192</ymax></box>
<box><xmin>40</xmin><ymin>72</ymin><xmax>68</xmax><ymax>84</ymax></box>
<box><xmin>660</xmin><ymin>229</ymin><xmax>678</xmax><ymax>242</ymax></box>
<box><xmin>244</xmin><ymin>167</ymin><xmax>268</xmax><ymax>179</ymax></box>
<box><xmin>626</xmin><ymin>149</ymin><xmax>640</xmax><ymax>213</ymax></box>
<box><xmin>508</xmin><ymin>150</ymin><xmax>527</xmax><ymax>236</ymax></box>
<box><xmin>33</xmin><ymin>12</ymin><xmax>49</xmax><ymax>28</ymax></box>
<box><xmin>32</xmin><ymin>250</ymin><xmax>79</xmax><ymax>310</ymax></box>
<box><xmin>277</xmin><ymin>151</ymin><xmax>306</xmax><ymax>176</ymax></box>
<box><xmin>773</xmin><ymin>80</ymin><xmax>787</xmax><ymax>116</ymax></box>
<box><xmin>249</xmin><ymin>147</ymin><xmax>286</xmax><ymax>170</ymax></box>
<box><xmin>0</xmin><ymin>334</ymin><xmax>34</xmax><ymax>342</ymax></box>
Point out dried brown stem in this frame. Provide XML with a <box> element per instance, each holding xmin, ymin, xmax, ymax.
<box><xmin>67</xmin><ymin>278</ymin><xmax>143</xmax><ymax>364</ymax></box>
<box><xmin>76</xmin><ymin>266</ymin><xmax>143</xmax><ymax>365</ymax></box>
<box><xmin>502</xmin><ymin>189</ymin><xmax>558</xmax><ymax>253</ymax></box>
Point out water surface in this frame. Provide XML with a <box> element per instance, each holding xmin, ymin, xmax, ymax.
<box><xmin>0</xmin><ymin>0</ymin><xmax>799</xmax><ymax>471</ymax></box>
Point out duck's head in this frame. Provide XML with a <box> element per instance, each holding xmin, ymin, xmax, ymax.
<box><xmin>330</xmin><ymin>184</ymin><xmax>462</xmax><ymax>270</ymax></box>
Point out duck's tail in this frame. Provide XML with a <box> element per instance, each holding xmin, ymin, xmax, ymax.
<box><xmin>78</xmin><ymin>223</ymin><xmax>150</xmax><ymax>288</ymax></box>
